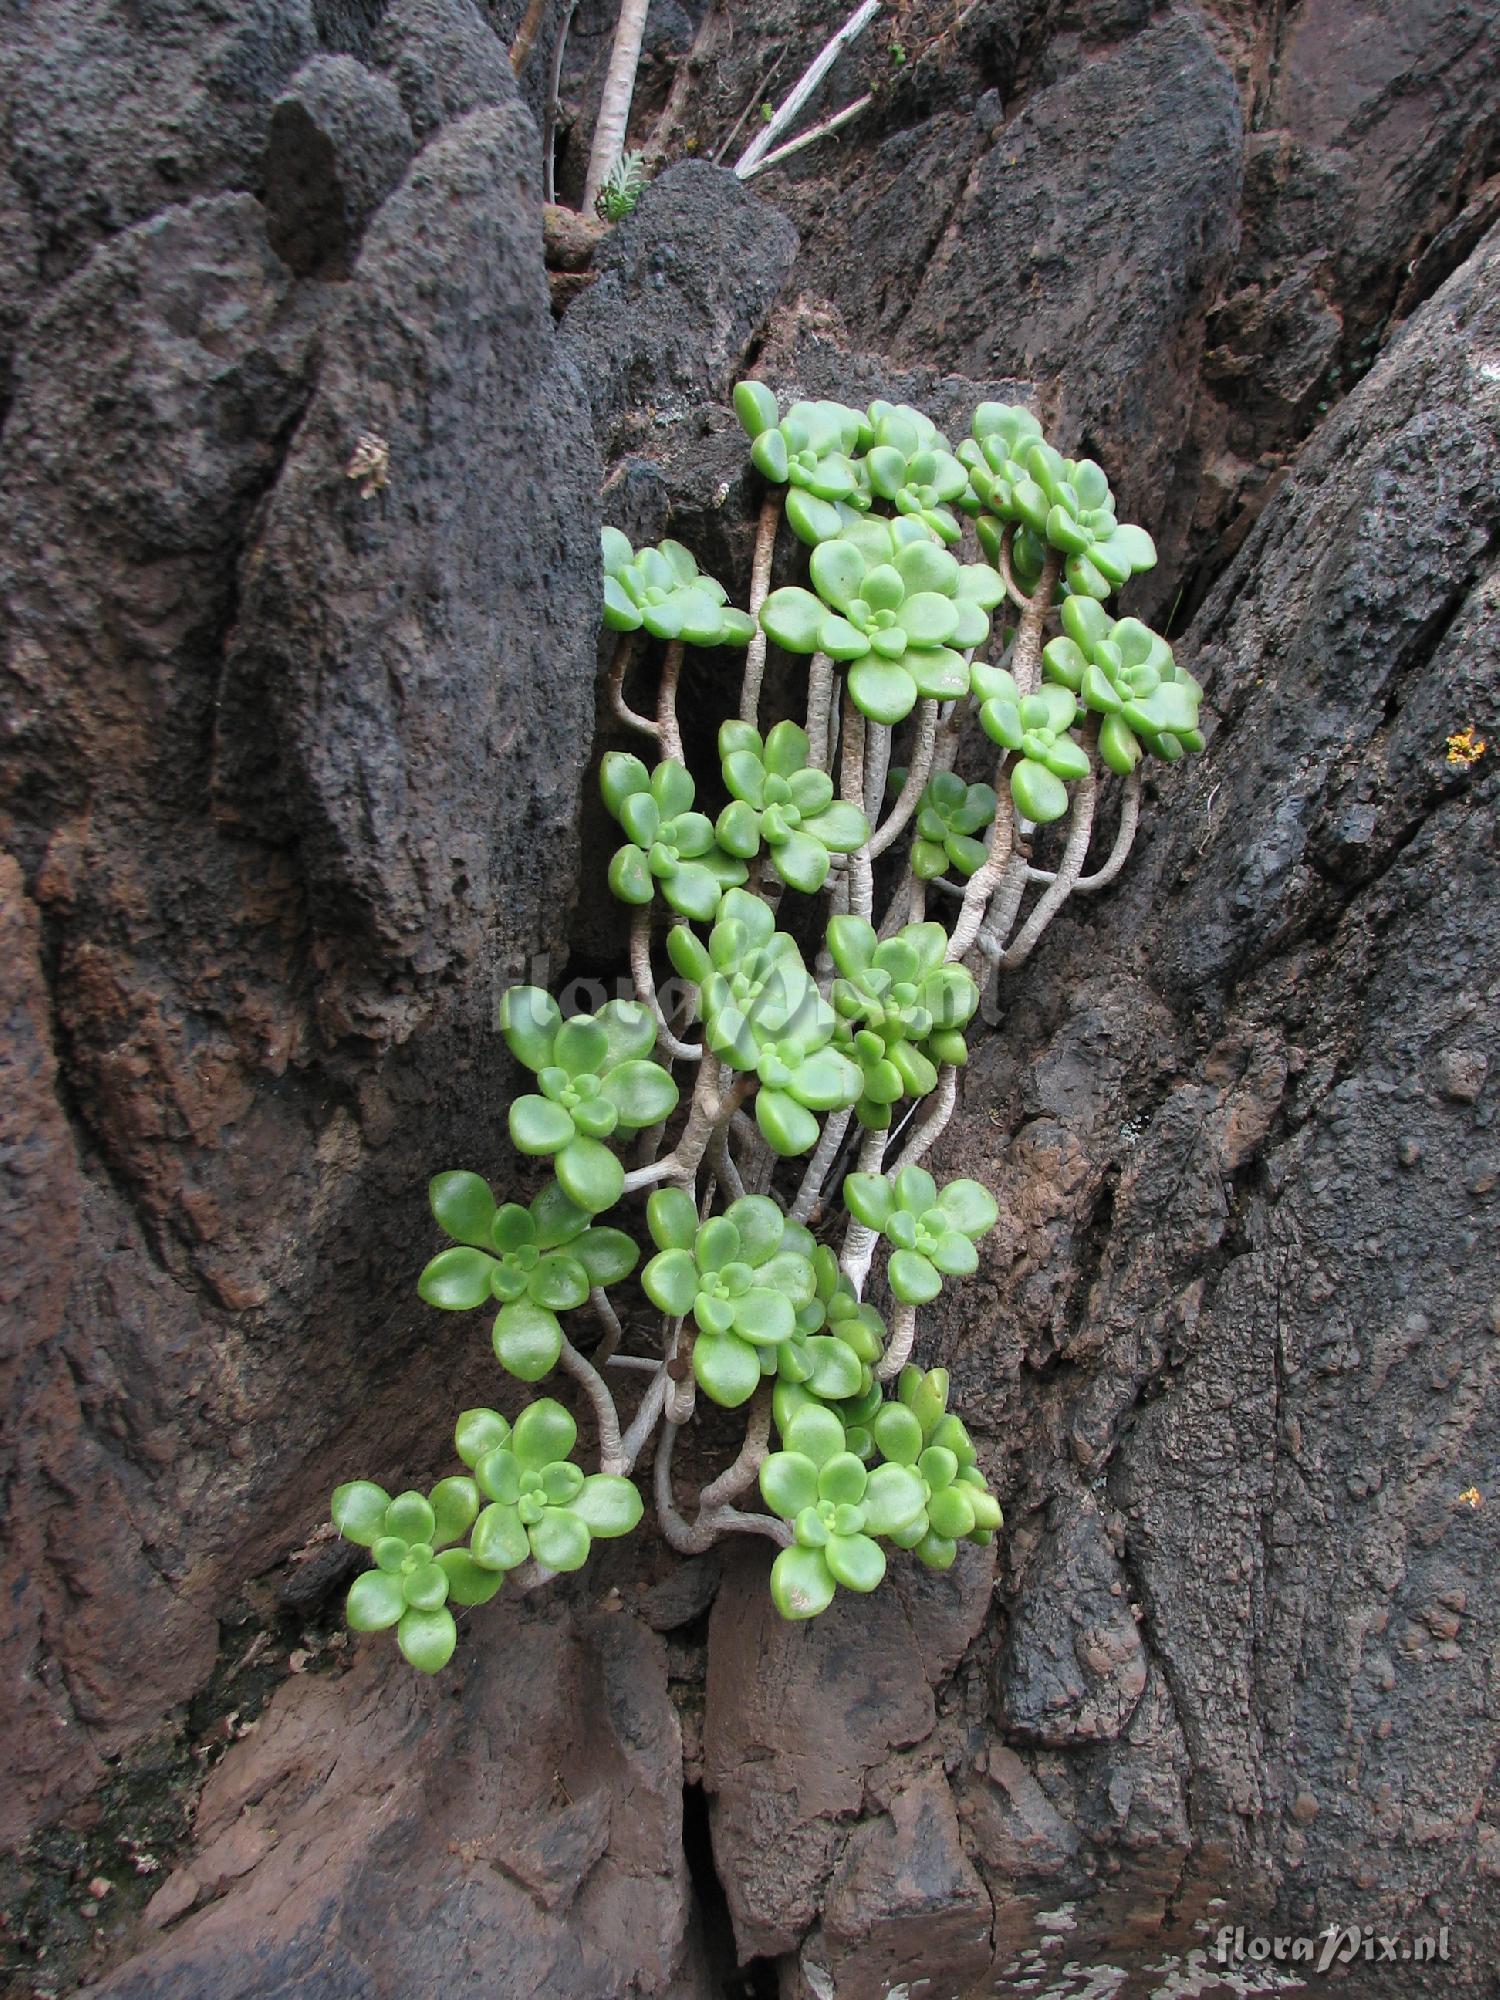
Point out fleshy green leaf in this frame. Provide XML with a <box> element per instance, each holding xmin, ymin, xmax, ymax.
<box><xmin>770</xmin><ymin>1545</ymin><xmax>837</xmax><ymax>1620</ymax></box>
<box><xmin>571</xmin><ymin>1474</ymin><xmax>644</xmax><ymax>1539</ymax></box>
<box><xmin>331</xmin><ymin>1481</ymin><xmax>392</xmax><ymax>1547</ymax></box>
<box><xmin>493</xmin><ymin>1301</ymin><xmax>564</xmax><ymax>1381</ymax></box>
<box><xmin>555</xmin><ymin>1135</ymin><xmax>626</xmax><ymax>1214</ymax></box>
<box><xmin>347</xmin><ymin>1569</ymin><xmax>406</xmax><ymax>1631</ymax></box>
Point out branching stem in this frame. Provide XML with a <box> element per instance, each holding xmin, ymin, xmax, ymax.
<box><xmin>558</xmin><ymin>1334</ymin><xmax>625</xmax><ymax>1474</ymax></box>
<box><xmin>740</xmin><ymin>495</ymin><xmax>781</xmax><ymax>726</ymax></box>
<box><xmin>608</xmin><ymin>634</ymin><xmax>660</xmax><ymax>741</ymax></box>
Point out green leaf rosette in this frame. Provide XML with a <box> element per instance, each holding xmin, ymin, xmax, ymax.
<box><xmin>668</xmin><ymin>891</ymin><xmax>862</xmax><ymax>1157</ymax></box>
<box><xmin>641</xmin><ymin>1189</ymin><xmax>820</xmax><ymax>1408</ymax></box>
<box><xmin>759</xmin><ymin>1404</ymin><xmax>928</xmax><ymax>1619</ymax></box>
<box><xmin>957</xmin><ymin>408</ymin><xmax>1155</xmax><ymax>602</ymax></box>
<box><xmin>465</xmin><ymin>1400</ymin><xmax>643</xmax><ymax>1577</ymax></box>
<box><xmin>417</xmin><ymin>1173</ymin><xmax>638</xmax><ymax>1382</ymax></box>
<box><xmin>775</xmin><ymin>1243</ymin><xmax>885</xmax><ymax>1402</ymax></box>
<box><xmin>499</xmin><ymin>989</ymin><xmax>679</xmax><ymax>1213</ymax></box>
<box><xmin>844</xmin><ymin>1164</ymin><xmax>999</xmax><ymax>1305</ymax></box>
<box><xmin>331</xmin><ymin>1473</ymin><xmax>494</xmax><ymax>1674</ymax></box>
<box><xmin>905</xmin><ymin>769</ymin><xmax>998</xmax><ymax>881</ymax></box>
<box><xmin>760</xmin><ymin>533</ymin><xmax>1002</xmax><ymax>727</ymax></box>
<box><xmin>715</xmin><ymin>718</ymin><xmax>869</xmax><ymax>895</ymax></box>
<box><xmin>970</xmin><ymin>661</ymin><xmax>1090</xmax><ymax>824</ymax></box>
<box><xmin>733</xmin><ymin>384</ymin><xmax>875</xmax><ymax>545</ymax></box>
<box><xmin>862</xmin><ymin>398</ymin><xmax>973</xmax><ymax>546</ymax></box>
<box><xmin>600</xmin><ymin>752</ymin><xmax>748</xmax><ymax>920</ymax></box>
<box><xmin>866</xmin><ymin>1365</ymin><xmax>1003</xmax><ymax>1570</ymax></box>
<box><xmin>601</xmin><ymin>527</ymin><xmax>757</xmax><ymax>645</ymax></box>
<box><xmin>1042</xmin><ymin>601</ymin><xmax>1204</xmax><ymax>773</ymax></box>
<box><xmin>827</xmin><ymin>915</ymin><xmax>979</xmax><ymax>1126</ymax></box>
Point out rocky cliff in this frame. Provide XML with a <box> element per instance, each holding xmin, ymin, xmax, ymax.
<box><xmin>0</xmin><ymin>2</ymin><xmax>1495</xmax><ymax>1996</ymax></box>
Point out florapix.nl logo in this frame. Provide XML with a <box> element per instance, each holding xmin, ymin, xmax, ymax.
<box><xmin>1215</xmin><ymin>1923</ymin><xmax>1453</xmax><ymax>1974</ymax></box>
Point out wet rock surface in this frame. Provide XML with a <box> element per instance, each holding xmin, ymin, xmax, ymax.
<box><xmin>2</xmin><ymin>2</ymin><xmax>1497</xmax><ymax>1996</ymax></box>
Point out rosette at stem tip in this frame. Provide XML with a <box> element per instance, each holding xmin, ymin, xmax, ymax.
<box><xmin>843</xmin><ymin>1164</ymin><xmax>999</xmax><ymax>1306</ymax></box>
<box><xmin>1041</xmin><ymin>600</ymin><xmax>1204</xmax><ymax>772</ymax></box>
<box><xmin>600</xmin><ymin>751</ymin><xmax>749</xmax><ymax>920</ymax></box>
<box><xmin>715</xmin><ymin>718</ymin><xmax>868</xmax><ymax>895</ymax></box>
<box><xmin>667</xmin><ymin>890</ymin><xmax>863</xmax><ymax>1158</ymax></box>
<box><xmin>498</xmin><ymin>987</ymin><xmax>679</xmax><ymax>1213</ymax></box>
<box><xmin>759</xmin><ymin>530</ymin><xmax>1003</xmax><ymax>726</ymax></box>
<box><xmin>415</xmin><ymin>1171</ymin><xmax>638</xmax><ymax>1382</ymax></box>
<box><xmin>601</xmin><ymin>526</ymin><xmax>757</xmax><ymax>645</ymax></box>
<box><xmin>826</xmin><ymin>914</ymin><xmax>979</xmax><ymax>1126</ymax></box>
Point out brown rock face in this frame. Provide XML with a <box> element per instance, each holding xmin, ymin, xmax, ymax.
<box><xmin>0</xmin><ymin>14</ymin><xmax>601</xmax><ymax>1857</ymax></box>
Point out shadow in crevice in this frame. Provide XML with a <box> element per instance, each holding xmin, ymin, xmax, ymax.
<box><xmin>681</xmin><ymin>1780</ymin><xmax>780</xmax><ymax>1999</ymax></box>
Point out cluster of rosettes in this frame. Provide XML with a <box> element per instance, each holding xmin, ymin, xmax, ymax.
<box><xmin>333</xmin><ymin>1401</ymin><xmax>643</xmax><ymax>1671</ymax></box>
<box><xmin>759</xmin><ymin>1366</ymin><xmax>1002</xmax><ymax>1619</ymax></box>
<box><xmin>826</xmin><ymin>915</ymin><xmax>979</xmax><ymax>1128</ymax></box>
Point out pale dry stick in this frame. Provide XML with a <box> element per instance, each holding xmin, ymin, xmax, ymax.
<box><xmin>740</xmin><ymin>91</ymin><xmax>873</xmax><ymax>180</ymax></box>
<box><xmin>607</xmin><ymin>1353</ymin><xmax>662</xmax><ymax>1373</ymax></box>
<box><xmin>840</xmin><ymin>1125</ymin><xmax>891</xmax><ymax>1294</ymax></box>
<box><xmin>655</xmin><ymin>1419</ymin><xmax>792</xmax><ymax>1552</ymax></box>
<box><xmin>805</xmin><ymin>652</ymin><xmax>836</xmax><ymax>768</ymax></box>
<box><xmin>619</xmin><ymin>1361</ymin><xmax>672</xmax><ymax>1474</ymax></box>
<box><xmin>631</xmin><ymin>906</ymin><xmax>701</xmax><ymax>1062</ymax></box>
<box><xmin>542</xmin><ymin>3</ymin><xmax>577</xmax><ymax>204</ymax></box>
<box><xmin>733</xmin><ymin>0</ymin><xmax>881</xmax><ymax>178</ymax></box>
<box><xmin>608</xmin><ymin>634</ymin><xmax>660</xmax><ymax>742</ymax></box>
<box><xmin>657</xmin><ymin>640</ymin><xmax>685</xmax><ymax>763</ymax></box>
<box><xmin>713</xmin><ymin>47</ymin><xmax>786</xmax><ymax>164</ymax></box>
<box><xmin>996</xmin><ymin>756</ymin><xmax>1098</xmax><ymax>970</ymax></box>
<box><xmin>875</xmin><ymin>1301</ymin><xmax>918</xmax><ymax>1380</ymax></box>
<box><xmin>867</xmin><ymin>700</ymin><xmax>939</xmax><ymax>858</ymax></box>
<box><xmin>893</xmin><ymin>1064</ymin><xmax>958</xmax><ymax>1172</ymax></box>
<box><xmin>907</xmin><ymin>880</ymin><xmax>927</xmax><ymax>923</ymax></box>
<box><xmin>558</xmin><ymin>1334</ymin><xmax>625</xmax><ymax>1473</ymax></box>
<box><xmin>740</xmin><ymin>497</ymin><xmax>782</xmax><ymax>727</ymax></box>
<box><xmin>790</xmin><ymin>1105</ymin><xmax>853</xmax><ymax>1222</ymax></box>
<box><xmin>584</xmin><ymin>0</ymin><xmax>652</xmax><ymax>210</ymax></box>
<box><xmin>590</xmin><ymin>1285</ymin><xmax>626</xmax><ymax>1368</ymax></box>
<box><xmin>698</xmin><ymin>1386</ymin><xmax>773</xmax><ymax>1508</ymax></box>
<box><xmin>509</xmin><ymin>0</ymin><xmax>547</xmax><ymax>70</ymax></box>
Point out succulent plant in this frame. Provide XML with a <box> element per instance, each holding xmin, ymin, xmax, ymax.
<box><xmin>760</xmin><ymin>1402</ymin><xmax>929</xmax><ymax>1618</ymax></box>
<box><xmin>715</xmin><ymin>719</ymin><xmax>870</xmax><ymax>894</ymax></box>
<box><xmin>867</xmin><ymin>1366</ymin><xmax>1002</xmax><ymax>1570</ymax></box>
<box><xmin>600</xmin><ymin>753</ymin><xmax>748</xmax><ymax>920</ymax></box>
<box><xmin>466</xmin><ymin>1401</ymin><xmax>643</xmax><ymax>1575</ymax></box>
<box><xmin>959</xmin><ymin>408</ymin><xmax>1155</xmax><ymax>601</ymax></box>
<box><xmin>761</xmin><ymin>535</ymin><xmax>1002</xmax><ymax>726</ymax></box>
<box><xmin>827</xmin><ymin>915</ymin><xmax>979</xmax><ymax>1125</ymax></box>
<box><xmin>907</xmin><ymin>770</ymin><xmax>999</xmax><ymax>880</ymax></box>
<box><xmin>843</xmin><ymin>1164</ymin><xmax>999</xmax><ymax>1305</ymax></box>
<box><xmin>776</xmin><ymin>1244</ymin><xmax>885</xmax><ymax>1401</ymax></box>
<box><xmin>332</xmin><ymin>1475</ymin><xmax>495</xmax><ymax>1673</ymax></box>
<box><xmin>601</xmin><ymin>528</ymin><xmax>757</xmax><ymax>645</ymax></box>
<box><xmin>641</xmin><ymin>1190</ymin><xmax>819</xmax><ymax>1407</ymax></box>
<box><xmin>863</xmin><ymin>400</ymin><xmax>972</xmax><ymax>545</ymax></box>
<box><xmin>416</xmin><ymin>1174</ymin><xmax>638</xmax><ymax>1381</ymax></box>
<box><xmin>1042</xmin><ymin>601</ymin><xmax>1204</xmax><ymax>771</ymax></box>
<box><xmin>500</xmin><ymin>989</ymin><xmax>679</xmax><ymax>1213</ymax></box>
<box><xmin>669</xmin><ymin>892</ymin><xmax>861</xmax><ymax>1156</ymax></box>
<box><xmin>970</xmin><ymin>662</ymin><xmax>1090</xmax><ymax>824</ymax></box>
<box><xmin>733</xmin><ymin>384</ymin><xmax>875</xmax><ymax>546</ymax></box>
